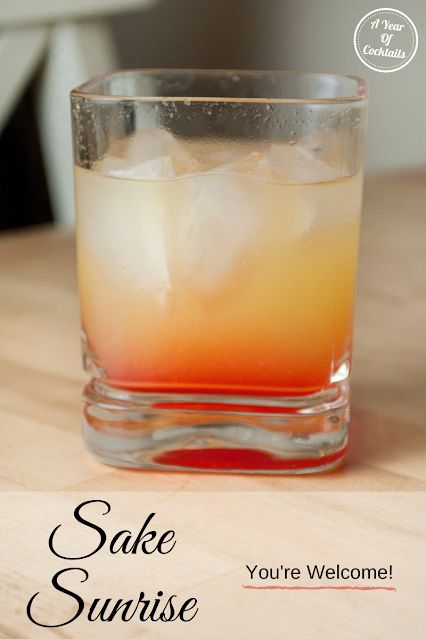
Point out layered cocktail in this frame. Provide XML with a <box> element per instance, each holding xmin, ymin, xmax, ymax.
<box><xmin>71</xmin><ymin>70</ymin><xmax>367</xmax><ymax>473</ymax></box>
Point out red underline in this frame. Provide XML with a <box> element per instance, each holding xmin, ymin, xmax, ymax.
<box><xmin>242</xmin><ymin>585</ymin><xmax>397</xmax><ymax>591</ymax></box>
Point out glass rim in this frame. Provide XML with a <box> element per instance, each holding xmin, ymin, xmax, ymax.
<box><xmin>70</xmin><ymin>68</ymin><xmax>368</xmax><ymax>105</ymax></box>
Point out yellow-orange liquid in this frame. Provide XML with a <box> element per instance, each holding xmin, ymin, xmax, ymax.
<box><xmin>76</xmin><ymin>153</ymin><xmax>361</xmax><ymax>396</ymax></box>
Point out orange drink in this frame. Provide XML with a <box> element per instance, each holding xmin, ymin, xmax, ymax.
<box><xmin>71</xmin><ymin>70</ymin><xmax>367</xmax><ymax>472</ymax></box>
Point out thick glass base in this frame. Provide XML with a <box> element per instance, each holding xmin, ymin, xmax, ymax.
<box><xmin>82</xmin><ymin>381</ymin><xmax>349</xmax><ymax>474</ymax></box>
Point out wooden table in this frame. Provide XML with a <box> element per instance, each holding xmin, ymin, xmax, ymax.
<box><xmin>0</xmin><ymin>171</ymin><xmax>425</xmax><ymax>639</ymax></box>
<box><xmin>1</xmin><ymin>169</ymin><xmax>425</xmax><ymax>492</ymax></box>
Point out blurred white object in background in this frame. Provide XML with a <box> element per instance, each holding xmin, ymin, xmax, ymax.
<box><xmin>0</xmin><ymin>0</ymin><xmax>158</xmax><ymax>225</ymax></box>
<box><xmin>36</xmin><ymin>22</ymin><xmax>117</xmax><ymax>227</ymax></box>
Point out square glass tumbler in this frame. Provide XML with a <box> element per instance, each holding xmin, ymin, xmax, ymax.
<box><xmin>71</xmin><ymin>70</ymin><xmax>367</xmax><ymax>473</ymax></box>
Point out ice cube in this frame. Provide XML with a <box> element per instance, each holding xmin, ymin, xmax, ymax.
<box><xmin>300</xmin><ymin>129</ymin><xmax>351</xmax><ymax>173</ymax></box>
<box><xmin>205</xmin><ymin>150</ymin><xmax>272</xmax><ymax>180</ymax></box>
<box><xmin>106</xmin><ymin>156</ymin><xmax>177</xmax><ymax>180</ymax></box>
<box><xmin>302</xmin><ymin>173</ymin><xmax>362</xmax><ymax>229</ymax></box>
<box><xmin>207</xmin><ymin>150</ymin><xmax>315</xmax><ymax>237</ymax></box>
<box><xmin>182</xmin><ymin>139</ymin><xmax>265</xmax><ymax>174</ymax></box>
<box><xmin>267</xmin><ymin>142</ymin><xmax>362</xmax><ymax>230</ymax></box>
<box><xmin>96</xmin><ymin>128</ymin><xmax>194</xmax><ymax>179</ymax></box>
<box><xmin>76</xmin><ymin>167</ymin><xmax>171</xmax><ymax>305</ymax></box>
<box><xmin>183</xmin><ymin>173</ymin><xmax>259</xmax><ymax>293</ymax></box>
<box><xmin>267</xmin><ymin>142</ymin><xmax>338</xmax><ymax>183</ymax></box>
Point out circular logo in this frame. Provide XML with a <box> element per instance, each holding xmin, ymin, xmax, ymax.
<box><xmin>354</xmin><ymin>8</ymin><xmax>418</xmax><ymax>72</ymax></box>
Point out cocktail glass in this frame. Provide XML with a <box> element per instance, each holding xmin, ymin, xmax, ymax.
<box><xmin>71</xmin><ymin>70</ymin><xmax>367</xmax><ymax>473</ymax></box>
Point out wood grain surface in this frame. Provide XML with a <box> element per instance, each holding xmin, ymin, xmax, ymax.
<box><xmin>0</xmin><ymin>169</ymin><xmax>425</xmax><ymax>492</ymax></box>
<box><xmin>0</xmin><ymin>170</ymin><xmax>425</xmax><ymax>639</ymax></box>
